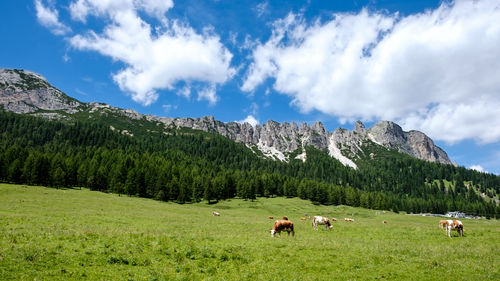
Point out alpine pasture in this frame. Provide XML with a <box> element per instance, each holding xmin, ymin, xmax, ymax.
<box><xmin>0</xmin><ymin>184</ymin><xmax>498</xmax><ymax>280</ymax></box>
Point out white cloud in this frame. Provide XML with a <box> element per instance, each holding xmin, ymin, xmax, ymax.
<box><xmin>34</xmin><ymin>0</ymin><xmax>71</xmax><ymax>35</ymax></box>
<box><xmin>469</xmin><ymin>165</ymin><xmax>487</xmax><ymax>173</ymax></box>
<box><xmin>65</xmin><ymin>0</ymin><xmax>234</xmax><ymax>106</ymax></box>
<box><xmin>197</xmin><ymin>84</ymin><xmax>218</xmax><ymax>105</ymax></box>
<box><xmin>255</xmin><ymin>1</ymin><xmax>269</xmax><ymax>18</ymax></box>
<box><xmin>237</xmin><ymin>115</ymin><xmax>259</xmax><ymax>127</ymax></box>
<box><xmin>162</xmin><ymin>104</ymin><xmax>177</xmax><ymax>113</ymax></box>
<box><xmin>249</xmin><ymin>102</ymin><xmax>259</xmax><ymax>115</ymax></box>
<box><xmin>69</xmin><ymin>0</ymin><xmax>173</xmax><ymax>23</ymax></box>
<box><xmin>177</xmin><ymin>86</ymin><xmax>191</xmax><ymax>99</ymax></box>
<box><xmin>242</xmin><ymin>0</ymin><xmax>500</xmax><ymax>144</ymax></box>
<box><xmin>401</xmin><ymin>100</ymin><xmax>500</xmax><ymax>144</ymax></box>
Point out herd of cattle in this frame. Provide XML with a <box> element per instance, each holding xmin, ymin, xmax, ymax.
<box><xmin>212</xmin><ymin>212</ymin><xmax>465</xmax><ymax>238</ymax></box>
<box><xmin>270</xmin><ymin>216</ymin><xmax>353</xmax><ymax>237</ymax></box>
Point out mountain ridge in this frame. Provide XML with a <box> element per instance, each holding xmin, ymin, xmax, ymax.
<box><xmin>0</xmin><ymin>68</ymin><xmax>451</xmax><ymax>167</ymax></box>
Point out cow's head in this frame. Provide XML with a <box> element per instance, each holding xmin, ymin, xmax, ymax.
<box><xmin>270</xmin><ymin>229</ymin><xmax>276</xmax><ymax>237</ymax></box>
<box><xmin>329</xmin><ymin>225</ymin><xmax>333</xmax><ymax>230</ymax></box>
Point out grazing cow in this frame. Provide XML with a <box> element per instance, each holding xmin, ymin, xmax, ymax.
<box><xmin>300</xmin><ymin>217</ymin><xmax>307</xmax><ymax>221</ymax></box>
<box><xmin>344</xmin><ymin>218</ymin><xmax>354</xmax><ymax>222</ymax></box>
<box><xmin>282</xmin><ymin>216</ymin><xmax>289</xmax><ymax>220</ymax></box>
<box><xmin>331</xmin><ymin>217</ymin><xmax>337</xmax><ymax>222</ymax></box>
<box><xmin>270</xmin><ymin>220</ymin><xmax>295</xmax><ymax>237</ymax></box>
<box><xmin>212</xmin><ymin>211</ymin><xmax>220</xmax><ymax>216</ymax></box>
<box><xmin>268</xmin><ymin>216</ymin><xmax>274</xmax><ymax>219</ymax></box>
<box><xmin>439</xmin><ymin>220</ymin><xmax>448</xmax><ymax>229</ymax></box>
<box><xmin>444</xmin><ymin>220</ymin><xmax>463</xmax><ymax>237</ymax></box>
<box><xmin>382</xmin><ymin>220</ymin><xmax>387</xmax><ymax>224</ymax></box>
<box><xmin>312</xmin><ymin>216</ymin><xmax>333</xmax><ymax>231</ymax></box>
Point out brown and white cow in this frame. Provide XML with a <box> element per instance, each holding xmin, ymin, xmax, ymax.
<box><xmin>268</xmin><ymin>216</ymin><xmax>274</xmax><ymax>219</ymax></box>
<box><xmin>300</xmin><ymin>217</ymin><xmax>307</xmax><ymax>221</ymax></box>
<box><xmin>439</xmin><ymin>220</ymin><xmax>448</xmax><ymax>229</ymax></box>
<box><xmin>270</xmin><ymin>220</ymin><xmax>295</xmax><ymax>237</ymax></box>
<box><xmin>382</xmin><ymin>220</ymin><xmax>387</xmax><ymax>224</ymax></box>
<box><xmin>312</xmin><ymin>216</ymin><xmax>333</xmax><ymax>231</ymax></box>
<box><xmin>344</xmin><ymin>218</ymin><xmax>354</xmax><ymax>222</ymax></box>
<box><xmin>331</xmin><ymin>217</ymin><xmax>337</xmax><ymax>222</ymax></box>
<box><xmin>212</xmin><ymin>211</ymin><xmax>220</xmax><ymax>216</ymax></box>
<box><xmin>443</xmin><ymin>220</ymin><xmax>463</xmax><ymax>237</ymax></box>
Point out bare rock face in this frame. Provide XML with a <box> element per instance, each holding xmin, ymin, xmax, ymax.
<box><xmin>406</xmin><ymin>130</ymin><xmax>450</xmax><ymax>164</ymax></box>
<box><xmin>158</xmin><ymin>117</ymin><xmax>451</xmax><ymax>167</ymax></box>
<box><xmin>368</xmin><ymin>121</ymin><xmax>407</xmax><ymax>149</ymax></box>
<box><xmin>0</xmin><ymin>68</ymin><xmax>452</xmax><ymax>167</ymax></box>
<box><xmin>0</xmin><ymin>69</ymin><xmax>81</xmax><ymax>113</ymax></box>
<box><xmin>367</xmin><ymin>121</ymin><xmax>451</xmax><ymax>164</ymax></box>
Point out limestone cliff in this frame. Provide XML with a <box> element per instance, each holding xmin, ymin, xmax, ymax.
<box><xmin>0</xmin><ymin>68</ymin><xmax>452</xmax><ymax>168</ymax></box>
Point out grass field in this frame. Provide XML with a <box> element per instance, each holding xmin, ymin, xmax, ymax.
<box><xmin>0</xmin><ymin>183</ymin><xmax>499</xmax><ymax>280</ymax></box>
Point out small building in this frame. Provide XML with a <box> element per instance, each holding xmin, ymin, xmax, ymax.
<box><xmin>445</xmin><ymin>211</ymin><xmax>466</xmax><ymax>218</ymax></box>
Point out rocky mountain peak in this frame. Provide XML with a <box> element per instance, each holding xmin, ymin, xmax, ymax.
<box><xmin>312</xmin><ymin>121</ymin><xmax>326</xmax><ymax>133</ymax></box>
<box><xmin>368</xmin><ymin>121</ymin><xmax>406</xmax><ymax>147</ymax></box>
<box><xmin>0</xmin><ymin>68</ymin><xmax>452</xmax><ymax>167</ymax></box>
<box><xmin>366</xmin><ymin>121</ymin><xmax>450</xmax><ymax>164</ymax></box>
<box><xmin>0</xmin><ymin>69</ymin><xmax>49</xmax><ymax>90</ymax></box>
<box><xmin>354</xmin><ymin>121</ymin><xmax>367</xmax><ymax>136</ymax></box>
<box><xmin>0</xmin><ymin>68</ymin><xmax>81</xmax><ymax>115</ymax></box>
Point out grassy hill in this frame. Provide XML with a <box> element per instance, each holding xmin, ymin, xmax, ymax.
<box><xmin>0</xmin><ymin>184</ymin><xmax>498</xmax><ymax>280</ymax></box>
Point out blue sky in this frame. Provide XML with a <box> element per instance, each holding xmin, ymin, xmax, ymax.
<box><xmin>1</xmin><ymin>0</ymin><xmax>499</xmax><ymax>174</ymax></box>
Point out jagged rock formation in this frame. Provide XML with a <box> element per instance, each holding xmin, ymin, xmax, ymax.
<box><xmin>158</xmin><ymin>117</ymin><xmax>451</xmax><ymax>167</ymax></box>
<box><xmin>0</xmin><ymin>68</ymin><xmax>452</xmax><ymax>168</ymax></box>
<box><xmin>366</xmin><ymin>121</ymin><xmax>450</xmax><ymax>164</ymax></box>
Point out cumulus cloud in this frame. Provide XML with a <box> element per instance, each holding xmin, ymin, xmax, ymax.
<box><xmin>242</xmin><ymin>0</ymin><xmax>500</xmax><ymax>144</ymax></box>
<box><xmin>197</xmin><ymin>84</ymin><xmax>218</xmax><ymax>105</ymax></box>
<box><xmin>237</xmin><ymin>115</ymin><xmax>259</xmax><ymax>126</ymax></box>
<box><xmin>469</xmin><ymin>165</ymin><xmax>486</xmax><ymax>173</ymax></box>
<box><xmin>34</xmin><ymin>0</ymin><xmax>71</xmax><ymax>35</ymax></box>
<box><xmin>69</xmin><ymin>0</ymin><xmax>174</xmax><ymax>23</ymax></box>
<box><xmin>38</xmin><ymin>0</ymin><xmax>235</xmax><ymax>106</ymax></box>
<box><xmin>177</xmin><ymin>86</ymin><xmax>191</xmax><ymax>99</ymax></box>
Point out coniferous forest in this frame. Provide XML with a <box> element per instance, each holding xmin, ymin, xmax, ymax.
<box><xmin>0</xmin><ymin>110</ymin><xmax>499</xmax><ymax>217</ymax></box>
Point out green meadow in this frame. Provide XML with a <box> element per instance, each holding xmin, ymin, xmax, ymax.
<box><xmin>0</xmin><ymin>183</ymin><xmax>499</xmax><ymax>280</ymax></box>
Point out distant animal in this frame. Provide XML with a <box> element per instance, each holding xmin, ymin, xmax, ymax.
<box><xmin>331</xmin><ymin>217</ymin><xmax>337</xmax><ymax>222</ymax></box>
<box><xmin>268</xmin><ymin>216</ymin><xmax>274</xmax><ymax>219</ymax></box>
<box><xmin>300</xmin><ymin>217</ymin><xmax>307</xmax><ymax>221</ymax></box>
<box><xmin>344</xmin><ymin>218</ymin><xmax>354</xmax><ymax>222</ymax></box>
<box><xmin>212</xmin><ymin>211</ymin><xmax>220</xmax><ymax>216</ymax></box>
<box><xmin>382</xmin><ymin>220</ymin><xmax>387</xmax><ymax>224</ymax></box>
<box><xmin>443</xmin><ymin>220</ymin><xmax>463</xmax><ymax>237</ymax></box>
<box><xmin>270</xmin><ymin>220</ymin><xmax>295</xmax><ymax>238</ymax></box>
<box><xmin>312</xmin><ymin>216</ymin><xmax>333</xmax><ymax>231</ymax></box>
<box><xmin>282</xmin><ymin>216</ymin><xmax>289</xmax><ymax>220</ymax></box>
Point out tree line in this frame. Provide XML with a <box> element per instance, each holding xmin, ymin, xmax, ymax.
<box><xmin>0</xmin><ymin>110</ymin><xmax>498</xmax><ymax>218</ymax></box>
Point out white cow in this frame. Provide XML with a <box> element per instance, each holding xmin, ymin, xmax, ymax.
<box><xmin>444</xmin><ymin>220</ymin><xmax>463</xmax><ymax>237</ymax></box>
<box><xmin>312</xmin><ymin>216</ymin><xmax>333</xmax><ymax>231</ymax></box>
